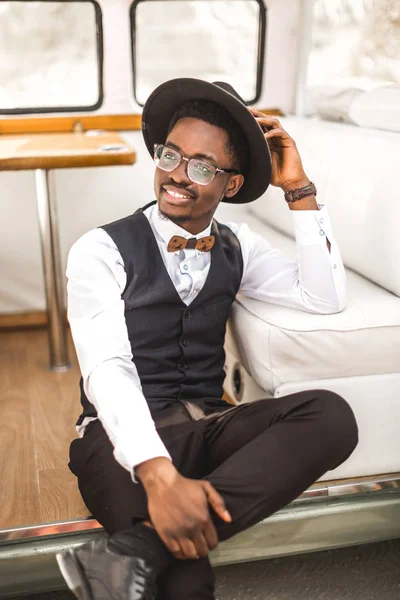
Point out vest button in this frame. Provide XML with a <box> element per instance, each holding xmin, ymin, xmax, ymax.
<box><xmin>185</xmin><ymin>310</ymin><xmax>192</xmax><ymax>319</ymax></box>
<box><xmin>182</xmin><ymin>340</ymin><xmax>189</xmax><ymax>347</ymax></box>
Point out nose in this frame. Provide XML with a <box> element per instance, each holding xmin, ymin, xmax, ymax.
<box><xmin>170</xmin><ymin>158</ymin><xmax>191</xmax><ymax>186</ymax></box>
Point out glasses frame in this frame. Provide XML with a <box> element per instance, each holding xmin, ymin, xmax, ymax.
<box><xmin>153</xmin><ymin>144</ymin><xmax>238</xmax><ymax>186</ymax></box>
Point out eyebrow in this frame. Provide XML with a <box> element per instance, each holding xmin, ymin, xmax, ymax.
<box><xmin>165</xmin><ymin>141</ymin><xmax>218</xmax><ymax>165</ymax></box>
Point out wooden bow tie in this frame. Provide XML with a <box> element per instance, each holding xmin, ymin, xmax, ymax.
<box><xmin>167</xmin><ymin>235</ymin><xmax>215</xmax><ymax>253</ymax></box>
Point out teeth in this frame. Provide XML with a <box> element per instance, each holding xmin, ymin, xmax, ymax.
<box><xmin>166</xmin><ymin>189</ymin><xmax>191</xmax><ymax>199</ymax></box>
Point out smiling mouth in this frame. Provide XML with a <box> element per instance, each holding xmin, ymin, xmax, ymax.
<box><xmin>162</xmin><ymin>186</ymin><xmax>195</xmax><ymax>202</ymax></box>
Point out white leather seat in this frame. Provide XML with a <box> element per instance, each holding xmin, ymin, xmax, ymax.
<box><xmin>229</xmin><ymin>217</ymin><xmax>400</xmax><ymax>396</ymax></box>
<box><xmin>224</xmin><ymin>217</ymin><xmax>400</xmax><ymax>480</ymax></box>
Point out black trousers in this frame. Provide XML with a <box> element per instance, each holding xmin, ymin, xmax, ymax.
<box><xmin>69</xmin><ymin>390</ymin><xmax>358</xmax><ymax>599</ymax></box>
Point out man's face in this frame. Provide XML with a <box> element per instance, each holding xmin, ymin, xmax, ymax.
<box><xmin>154</xmin><ymin>117</ymin><xmax>244</xmax><ymax>234</ymax></box>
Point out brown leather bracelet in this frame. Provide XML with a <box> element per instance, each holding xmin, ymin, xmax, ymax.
<box><xmin>284</xmin><ymin>181</ymin><xmax>317</xmax><ymax>204</ymax></box>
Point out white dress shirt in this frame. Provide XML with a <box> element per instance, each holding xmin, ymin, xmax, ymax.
<box><xmin>66</xmin><ymin>203</ymin><xmax>346</xmax><ymax>480</ymax></box>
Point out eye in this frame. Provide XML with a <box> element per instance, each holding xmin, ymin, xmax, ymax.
<box><xmin>164</xmin><ymin>151</ymin><xmax>178</xmax><ymax>161</ymax></box>
<box><xmin>193</xmin><ymin>162</ymin><xmax>213</xmax><ymax>175</ymax></box>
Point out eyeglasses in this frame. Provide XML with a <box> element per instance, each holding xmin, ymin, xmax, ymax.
<box><xmin>153</xmin><ymin>144</ymin><xmax>238</xmax><ymax>186</ymax></box>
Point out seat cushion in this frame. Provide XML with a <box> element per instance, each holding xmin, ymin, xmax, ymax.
<box><xmin>247</xmin><ymin>116</ymin><xmax>400</xmax><ymax>297</ymax></box>
<box><xmin>229</xmin><ymin>217</ymin><xmax>400</xmax><ymax>396</ymax></box>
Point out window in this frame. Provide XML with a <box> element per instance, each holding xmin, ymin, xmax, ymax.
<box><xmin>131</xmin><ymin>0</ymin><xmax>266</xmax><ymax>106</ymax></box>
<box><xmin>306</xmin><ymin>0</ymin><xmax>400</xmax><ymax>114</ymax></box>
<box><xmin>0</xmin><ymin>1</ymin><xmax>103</xmax><ymax>114</ymax></box>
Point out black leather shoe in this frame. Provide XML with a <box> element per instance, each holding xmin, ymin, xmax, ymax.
<box><xmin>56</xmin><ymin>537</ymin><xmax>157</xmax><ymax>600</ymax></box>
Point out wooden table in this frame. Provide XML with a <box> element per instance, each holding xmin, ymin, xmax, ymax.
<box><xmin>0</xmin><ymin>132</ymin><xmax>136</xmax><ymax>371</ymax></box>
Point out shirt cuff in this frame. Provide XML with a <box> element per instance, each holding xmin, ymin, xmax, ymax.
<box><xmin>113</xmin><ymin>432</ymin><xmax>172</xmax><ymax>484</ymax></box>
<box><xmin>291</xmin><ymin>204</ymin><xmax>333</xmax><ymax>247</ymax></box>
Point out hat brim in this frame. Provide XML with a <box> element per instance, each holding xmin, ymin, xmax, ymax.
<box><xmin>141</xmin><ymin>78</ymin><xmax>271</xmax><ymax>204</ymax></box>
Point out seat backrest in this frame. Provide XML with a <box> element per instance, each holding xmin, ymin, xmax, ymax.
<box><xmin>248</xmin><ymin>116</ymin><xmax>400</xmax><ymax>298</ymax></box>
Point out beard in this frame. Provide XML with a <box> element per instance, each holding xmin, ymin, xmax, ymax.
<box><xmin>158</xmin><ymin>205</ymin><xmax>192</xmax><ymax>224</ymax></box>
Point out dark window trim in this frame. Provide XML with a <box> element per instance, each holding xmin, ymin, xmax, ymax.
<box><xmin>0</xmin><ymin>0</ymin><xmax>104</xmax><ymax>115</ymax></box>
<box><xmin>130</xmin><ymin>0</ymin><xmax>267</xmax><ymax>107</ymax></box>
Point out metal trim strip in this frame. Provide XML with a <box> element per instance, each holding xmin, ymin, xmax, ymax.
<box><xmin>2</xmin><ymin>474</ymin><xmax>400</xmax><ymax>543</ymax></box>
<box><xmin>0</xmin><ymin>519</ymin><xmax>102</xmax><ymax>543</ymax></box>
<box><xmin>3</xmin><ymin>492</ymin><xmax>400</xmax><ymax>598</ymax></box>
<box><xmin>328</xmin><ymin>475</ymin><xmax>400</xmax><ymax>497</ymax></box>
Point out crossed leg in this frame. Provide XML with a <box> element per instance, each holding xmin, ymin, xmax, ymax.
<box><xmin>204</xmin><ymin>389</ymin><xmax>358</xmax><ymax>541</ymax></box>
<box><xmin>70</xmin><ymin>390</ymin><xmax>358</xmax><ymax>600</ymax></box>
<box><xmin>156</xmin><ymin>389</ymin><xmax>358</xmax><ymax>598</ymax></box>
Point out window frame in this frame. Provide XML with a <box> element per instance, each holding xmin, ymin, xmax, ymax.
<box><xmin>0</xmin><ymin>0</ymin><xmax>104</xmax><ymax>115</ymax></box>
<box><xmin>130</xmin><ymin>0</ymin><xmax>267</xmax><ymax>107</ymax></box>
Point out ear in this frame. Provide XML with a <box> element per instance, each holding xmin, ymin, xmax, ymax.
<box><xmin>224</xmin><ymin>174</ymin><xmax>245</xmax><ymax>199</ymax></box>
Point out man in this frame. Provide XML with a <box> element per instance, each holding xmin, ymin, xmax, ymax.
<box><xmin>57</xmin><ymin>79</ymin><xmax>358</xmax><ymax>600</ymax></box>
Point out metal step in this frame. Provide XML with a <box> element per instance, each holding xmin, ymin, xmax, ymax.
<box><xmin>7</xmin><ymin>538</ymin><xmax>400</xmax><ymax>600</ymax></box>
<box><xmin>1</xmin><ymin>479</ymin><xmax>400</xmax><ymax>598</ymax></box>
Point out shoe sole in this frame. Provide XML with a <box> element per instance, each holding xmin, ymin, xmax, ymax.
<box><xmin>56</xmin><ymin>549</ymin><xmax>92</xmax><ymax>600</ymax></box>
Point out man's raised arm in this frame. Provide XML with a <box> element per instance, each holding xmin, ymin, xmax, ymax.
<box><xmin>235</xmin><ymin>110</ymin><xmax>346</xmax><ymax>314</ymax></box>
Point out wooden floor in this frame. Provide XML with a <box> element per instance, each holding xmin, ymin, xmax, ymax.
<box><xmin>0</xmin><ymin>328</ymin><xmax>90</xmax><ymax>530</ymax></box>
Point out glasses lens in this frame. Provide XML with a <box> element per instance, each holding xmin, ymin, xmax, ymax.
<box><xmin>155</xmin><ymin>145</ymin><xmax>181</xmax><ymax>172</ymax></box>
<box><xmin>154</xmin><ymin>144</ymin><xmax>163</xmax><ymax>163</ymax></box>
<box><xmin>188</xmin><ymin>159</ymin><xmax>216</xmax><ymax>185</ymax></box>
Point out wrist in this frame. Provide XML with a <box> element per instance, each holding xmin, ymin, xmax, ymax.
<box><xmin>288</xmin><ymin>197</ymin><xmax>319</xmax><ymax>211</ymax></box>
<box><xmin>136</xmin><ymin>457</ymin><xmax>178</xmax><ymax>491</ymax></box>
<box><xmin>281</xmin><ymin>174</ymin><xmax>310</xmax><ymax>193</ymax></box>
<box><xmin>282</xmin><ymin>176</ymin><xmax>318</xmax><ymax>210</ymax></box>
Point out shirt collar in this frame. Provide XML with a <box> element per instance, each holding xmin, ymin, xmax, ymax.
<box><xmin>150</xmin><ymin>203</ymin><xmax>212</xmax><ymax>246</ymax></box>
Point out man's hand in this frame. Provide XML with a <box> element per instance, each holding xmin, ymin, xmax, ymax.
<box><xmin>136</xmin><ymin>458</ymin><xmax>231</xmax><ymax>560</ymax></box>
<box><xmin>248</xmin><ymin>108</ymin><xmax>309</xmax><ymax>191</ymax></box>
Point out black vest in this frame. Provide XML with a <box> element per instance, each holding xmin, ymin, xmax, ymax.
<box><xmin>77</xmin><ymin>203</ymin><xmax>243</xmax><ymax>423</ymax></box>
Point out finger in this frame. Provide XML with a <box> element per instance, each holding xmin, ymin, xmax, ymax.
<box><xmin>192</xmin><ymin>531</ymin><xmax>210</xmax><ymax>557</ymax></box>
<box><xmin>203</xmin><ymin>482</ymin><xmax>232</xmax><ymax>523</ymax></box>
<box><xmin>248</xmin><ymin>107</ymin><xmax>282</xmax><ymax>129</ymax></box>
<box><xmin>255</xmin><ymin>119</ymin><xmax>283</xmax><ymax>136</ymax></box>
<box><xmin>247</xmin><ymin>106</ymin><xmax>266</xmax><ymax>119</ymax></box>
<box><xmin>178</xmin><ymin>537</ymin><xmax>200</xmax><ymax>560</ymax></box>
<box><xmin>203</xmin><ymin>518</ymin><xmax>219</xmax><ymax>552</ymax></box>
<box><xmin>264</xmin><ymin>128</ymin><xmax>295</xmax><ymax>148</ymax></box>
<box><xmin>250</xmin><ymin>112</ymin><xmax>283</xmax><ymax>131</ymax></box>
<box><xmin>264</xmin><ymin>127</ymin><xmax>289</xmax><ymax>138</ymax></box>
<box><xmin>256</xmin><ymin>114</ymin><xmax>283</xmax><ymax>129</ymax></box>
<box><xmin>247</xmin><ymin>106</ymin><xmax>279</xmax><ymax>119</ymax></box>
<box><xmin>162</xmin><ymin>534</ymin><xmax>184</xmax><ymax>559</ymax></box>
<box><xmin>172</xmin><ymin>547</ymin><xmax>186</xmax><ymax>560</ymax></box>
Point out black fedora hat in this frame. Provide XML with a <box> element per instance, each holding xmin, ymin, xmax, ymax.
<box><xmin>141</xmin><ymin>78</ymin><xmax>271</xmax><ymax>204</ymax></box>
